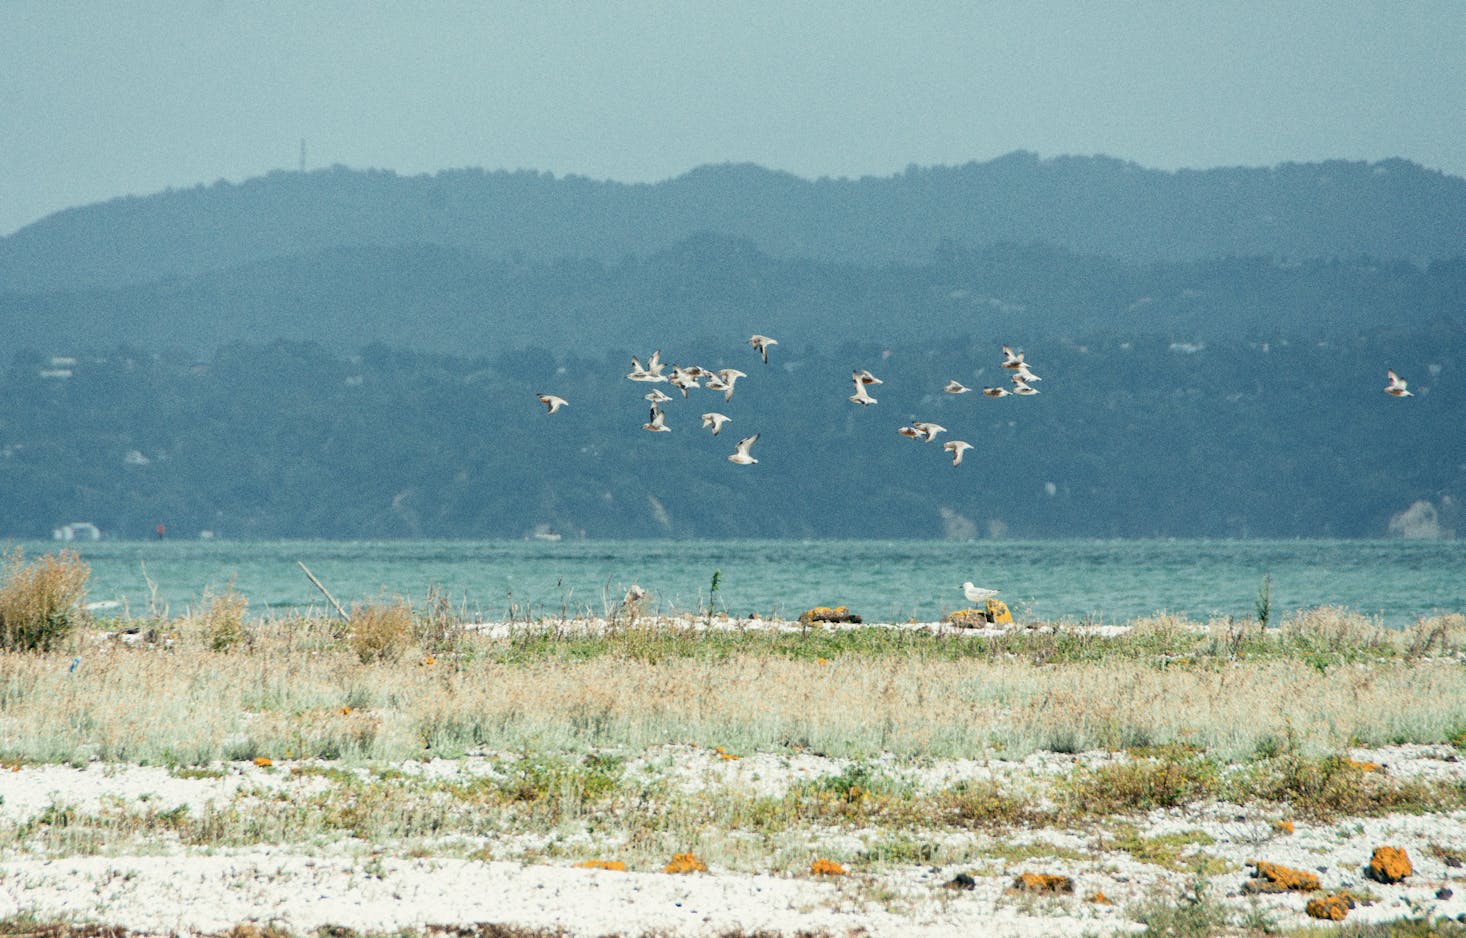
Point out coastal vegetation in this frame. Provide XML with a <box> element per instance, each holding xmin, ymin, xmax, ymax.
<box><xmin>2</xmin><ymin>554</ymin><xmax>1465</xmax><ymax>934</ymax></box>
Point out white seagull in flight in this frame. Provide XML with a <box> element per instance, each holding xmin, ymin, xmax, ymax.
<box><xmin>944</xmin><ymin>440</ymin><xmax>973</xmax><ymax>466</ymax></box>
<box><xmin>642</xmin><ymin>405</ymin><xmax>671</xmax><ymax>433</ymax></box>
<box><xmin>749</xmin><ymin>334</ymin><xmax>778</xmax><ymax>364</ymax></box>
<box><xmin>701</xmin><ymin>412</ymin><xmax>732</xmax><ymax>435</ymax></box>
<box><xmin>536</xmin><ymin>393</ymin><xmax>568</xmax><ymax>414</ymax></box>
<box><xmin>1384</xmin><ymin>369</ymin><xmax>1413</xmax><ymax>397</ymax></box>
<box><xmin>911</xmin><ymin>421</ymin><xmax>946</xmax><ymax>442</ymax></box>
<box><xmin>714</xmin><ymin>368</ymin><xmax>747</xmax><ymax>402</ymax></box>
<box><xmin>728</xmin><ymin>433</ymin><xmax>760</xmax><ymax>465</ymax></box>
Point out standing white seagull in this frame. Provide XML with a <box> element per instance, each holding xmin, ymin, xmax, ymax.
<box><xmin>728</xmin><ymin>433</ymin><xmax>760</xmax><ymax>465</ymax></box>
<box><xmin>944</xmin><ymin>440</ymin><xmax>973</xmax><ymax>466</ymax></box>
<box><xmin>536</xmin><ymin>393</ymin><xmax>568</xmax><ymax>414</ymax></box>
<box><xmin>749</xmin><ymin>335</ymin><xmax>778</xmax><ymax>364</ymax></box>
<box><xmin>1384</xmin><ymin>370</ymin><xmax>1413</xmax><ymax>398</ymax></box>
<box><xmin>962</xmin><ymin>582</ymin><xmax>1000</xmax><ymax>604</ymax></box>
<box><xmin>701</xmin><ymin>412</ymin><xmax>732</xmax><ymax>436</ymax></box>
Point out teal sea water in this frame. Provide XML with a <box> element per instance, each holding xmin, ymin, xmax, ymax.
<box><xmin>16</xmin><ymin>538</ymin><xmax>1465</xmax><ymax>628</ymax></box>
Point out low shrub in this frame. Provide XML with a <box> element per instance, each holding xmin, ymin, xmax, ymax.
<box><xmin>349</xmin><ymin>600</ymin><xmax>415</xmax><ymax>663</ymax></box>
<box><xmin>190</xmin><ymin>584</ymin><xmax>248</xmax><ymax>652</ymax></box>
<box><xmin>0</xmin><ymin>549</ymin><xmax>89</xmax><ymax>652</ymax></box>
<box><xmin>1059</xmin><ymin>755</ymin><xmax>1219</xmax><ymax>816</ymax></box>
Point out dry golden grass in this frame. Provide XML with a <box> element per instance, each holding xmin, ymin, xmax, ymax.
<box><xmin>183</xmin><ymin>584</ymin><xmax>250</xmax><ymax>652</ymax></box>
<box><xmin>0</xmin><ymin>549</ymin><xmax>89</xmax><ymax>652</ymax></box>
<box><xmin>1</xmin><ymin>617</ymin><xmax>1463</xmax><ymax>766</ymax></box>
<box><xmin>348</xmin><ymin>599</ymin><xmax>416</xmax><ymax>663</ymax></box>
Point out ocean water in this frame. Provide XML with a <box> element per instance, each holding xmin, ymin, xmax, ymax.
<box><xmin>16</xmin><ymin>538</ymin><xmax>1465</xmax><ymax>628</ymax></box>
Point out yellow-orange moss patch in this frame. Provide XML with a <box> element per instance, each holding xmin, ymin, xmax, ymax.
<box><xmin>1348</xmin><ymin>758</ymin><xmax>1383</xmax><ymax>773</ymax></box>
<box><xmin>810</xmin><ymin>858</ymin><xmax>846</xmax><ymax>876</ymax></box>
<box><xmin>576</xmin><ymin>860</ymin><xmax>627</xmax><ymax>872</ymax></box>
<box><xmin>798</xmin><ymin>606</ymin><xmax>862</xmax><ymax>625</ymax></box>
<box><xmin>1306</xmin><ymin>893</ymin><xmax>1355</xmax><ymax>921</ymax></box>
<box><xmin>252</xmin><ymin>757</ymin><xmax>274</xmax><ymax>768</ymax></box>
<box><xmin>1085</xmin><ymin>892</ymin><xmax>1112</xmax><ymax>905</ymax></box>
<box><xmin>1011</xmin><ymin>872</ymin><xmax>1075</xmax><ymax>894</ymax></box>
<box><xmin>1272</xmin><ymin>820</ymin><xmax>1295</xmax><ymax>835</ymax></box>
<box><xmin>1366</xmin><ymin>846</ymin><xmax>1411</xmax><ymax>883</ymax></box>
<box><xmin>663</xmin><ymin>852</ymin><xmax>708</xmax><ymax>874</ymax></box>
<box><xmin>1244</xmin><ymin>860</ymin><xmax>1319</xmax><ymax>893</ymax></box>
<box><xmin>945</xmin><ymin>608</ymin><xmax>991</xmax><ymax>628</ymax></box>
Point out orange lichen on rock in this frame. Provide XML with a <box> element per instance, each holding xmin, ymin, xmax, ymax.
<box><xmin>798</xmin><ymin>605</ymin><xmax>862</xmax><ymax>625</ymax></box>
<box><xmin>1011</xmin><ymin>872</ymin><xmax>1075</xmax><ymax>894</ymax></box>
<box><xmin>810</xmin><ymin>858</ymin><xmax>846</xmax><ymax>876</ymax></box>
<box><xmin>576</xmin><ymin>859</ymin><xmax>627</xmax><ymax>871</ymax></box>
<box><xmin>945</xmin><ymin>608</ymin><xmax>991</xmax><ymax>628</ymax></box>
<box><xmin>1272</xmin><ymin>819</ymin><xmax>1295</xmax><ymax>835</ymax></box>
<box><xmin>252</xmin><ymin>756</ymin><xmax>274</xmax><ymax>768</ymax></box>
<box><xmin>1366</xmin><ymin>845</ymin><xmax>1412</xmax><ymax>883</ymax></box>
<box><xmin>1348</xmin><ymin>758</ymin><xmax>1383</xmax><ymax>773</ymax></box>
<box><xmin>663</xmin><ymin>852</ymin><xmax>708</xmax><ymax>874</ymax></box>
<box><xmin>1306</xmin><ymin>893</ymin><xmax>1356</xmax><ymax>921</ymax></box>
<box><xmin>1243</xmin><ymin>860</ymin><xmax>1320</xmax><ymax>893</ymax></box>
<box><xmin>1085</xmin><ymin>891</ymin><xmax>1112</xmax><ymax>905</ymax></box>
<box><xmin>712</xmin><ymin>746</ymin><xmax>740</xmax><ymax>761</ymax></box>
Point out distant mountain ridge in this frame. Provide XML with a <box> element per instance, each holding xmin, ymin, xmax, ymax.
<box><xmin>5</xmin><ymin>237</ymin><xmax>1463</xmax><ymax>357</ymax></box>
<box><xmin>3</xmin><ymin>152</ymin><xmax>1464</xmax><ymax>294</ymax></box>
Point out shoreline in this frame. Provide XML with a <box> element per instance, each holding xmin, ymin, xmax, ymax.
<box><xmin>2</xmin><ymin>606</ymin><xmax>1464</xmax><ymax>935</ymax></box>
<box><xmin>2</xmin><ymin>745</ymin><xmax>1464</xmax><ymax>936</ymax></box>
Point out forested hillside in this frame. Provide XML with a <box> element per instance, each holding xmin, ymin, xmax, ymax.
<box><xmin>1</xmin><ymin>332</ymin><xmax>1459</xmax><ymax>540</ymax></box>
<box><xmin>4</xmin><ymin>238</ymin><xmax>1464</xmax><ymax>357</ymax></box>
<box><xmin>3</xmin><ymin>155</ymin><xmax>1461</xmax><ymax>540</ymax></box>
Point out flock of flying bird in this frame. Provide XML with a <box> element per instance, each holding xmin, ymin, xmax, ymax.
<box><xmin>535</xmin><ymin>335</ymin><xmax>1053</xmax><ymax>469</ymax></box>
<box><xmin>538</xmin><ymin>342</ymin><xmax>1416</xmax><ymax>613</ymax></box>
<box><xmin>537</xmin><ymin>338</ymin><xmax>1418</xmax><ymax>469</ymax></box>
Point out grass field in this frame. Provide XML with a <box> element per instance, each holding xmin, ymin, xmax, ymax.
<box><xmin>2</xmin><ymin>551</ymin><xmax>1465</xmax><ymax>936</ymax></box>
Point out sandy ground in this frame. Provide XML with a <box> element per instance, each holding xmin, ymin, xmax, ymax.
<box><xmin>3</xmin><ymin>745</ymin><xmax>1465</xmax><ymax>937</ymax></box>
<box><xmin>455</xmin><ymin>614</ymin><xmax>1138</xmax><ymax>640</ymax></box>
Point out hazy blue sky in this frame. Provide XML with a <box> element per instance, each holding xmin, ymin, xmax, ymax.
<box><xmin>3</xmin><ymin>1</ymin><xmax>1463</xmax><ymax>235</ymax></box>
